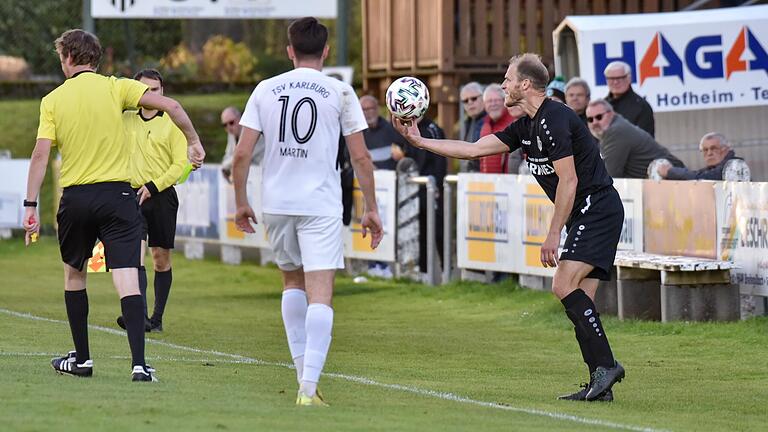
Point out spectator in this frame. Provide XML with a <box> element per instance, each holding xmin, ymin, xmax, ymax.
<box><xmin>545</xmin><ymin>76</ymin><xmax>566</xmax><ymax>104</ymax></box>
<box><xmin>586</xmin><ymin>99</ymin><xmax>683</xmax><ymax>179</ymax></box>
<box><xmin>459</xmin><ymin>82</ymin><xmax>486</xmax><ymax>172</ymax></box>
<box><xmin>360</xmin><ymin>95</ymin><xmax>404</xmax><ymax>170</ymax></box>
<box><xmin>360</xmin><ymin>95</ymin><xmax>402</xmax><ymax>278</ymax></box>
<box><xmin>604</xmin><ymin>61</ymin><xmax>655</xmax><ymax>137</ymax></box>
<box><xmin>220</xmin><ymin>106</ymin><xmax>264</xmax><ymax>182</ymax></box>
<box><xmin>479</xmin><ymin>84</ymin><xmax>522</xmax><ymax>174</ymax></box>
<box><xmin>659</xmin><ymin>132</ymin><xmax>745</xmax><ymax>180</ymax></box>
<box><xmin>393</xmin><ymin>116</ymin><xmax>448</xmax><ymax>275</ymax></box>
<box><xmin>565</xmin><ymin>77</ymin><xmax>590</xmax><ymax>124</ymax></box>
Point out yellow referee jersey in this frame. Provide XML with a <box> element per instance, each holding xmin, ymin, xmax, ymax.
<box><xmin>123</xmin><ymin>110</ymin><xmax>188</xmax><ymax>191</ymax></box>
<box><xmin>36</xmin><ymin>71</ymin><xmax>148</xmax><ymax>187</ymax></box>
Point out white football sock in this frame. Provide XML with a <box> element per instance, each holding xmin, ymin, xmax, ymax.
<box><xmin>301</xmin><ymin>303</ymin><xmax>334</xmax><ymax>396</ymax></box>
<box><xmin>281</xmin><ymin>288</ymin><xmax>307</xmax><ymax>383</ymax></box>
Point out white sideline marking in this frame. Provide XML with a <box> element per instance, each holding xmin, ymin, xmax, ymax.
<box><xmin>0</xmin><ymin>308</ymin><xmax>667</xmax><ymax>432</ymax></box>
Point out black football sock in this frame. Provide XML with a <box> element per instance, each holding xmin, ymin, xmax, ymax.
<box><xmin>138</xmin><ymin>266</ymin><xmax>148</xmax><ymax>318</ymax></box>
<box><xmin>574</xmin><ymin>326</ymin><xmax>597</xmax><ymax>374</ymax></box>
<box><xmin>151</xmin><ymin>269</ymin><xmax>172</xmax><ymax>323</ymax></box>
<box><xmin>121</xmin><ymin>295</ymin><xmax>146</xmax><ymax>367</ymax></box>
<box><xmin>65</xmin><ymin>290</ymin><xmax>90</xmax><ymax>364</ymax></box>
<box><xmin>562</xmin><ymin>289</ymin><xmax>615</xmax><ymax>369</ymax></box>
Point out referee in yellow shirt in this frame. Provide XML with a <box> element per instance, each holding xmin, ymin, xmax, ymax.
<box><xmin>22</xmin><ymin>29</ymin><xmax>205</xmax><ymax>382</ymax></box>
<box><xmin>116</xmin><ymin>69</ymin><xmax>186</xmax><ymax>334</ymax></box>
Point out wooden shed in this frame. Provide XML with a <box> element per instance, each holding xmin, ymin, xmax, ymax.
<box><xmin>362</xmin><ymin>0</ymin><xmax>742</xmax><ymax>138</ymax></box>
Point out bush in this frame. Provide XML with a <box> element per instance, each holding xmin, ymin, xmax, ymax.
<box><xmin>0</xmin><ymin>56</ymin><xmax>30</xmax><ymax>80</ymax></box>
<box><xmin>160</xmin><ymin>35</ymin><xmax>257</xmax><ymax>83</ymax></box>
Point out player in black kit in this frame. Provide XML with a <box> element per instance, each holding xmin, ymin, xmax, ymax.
<box><xmin>393</xmin><ymin>53</ymin><xmax>625</xmax><ymax>402</ymax></box>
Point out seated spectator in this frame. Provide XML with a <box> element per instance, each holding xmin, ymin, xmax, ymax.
<box><xmin>360</xmin><ymin>95</ymin><xmax>404</xmax><ymax>170</ymax></box>
<box><xmin>220</xmin><ymin>106</ymin><xmax>264</xmax><ymax>182</ymax></box>
<box><xmin>478</xmin><ymin>84</ymin><xmax>522</xmax><ymax>173</ymax></box>
<box><xmin>545</xmin><ymin>76</ymin><xmax>566</xmax><ymax>104</ymax></box>
<box><xmin>604</xmin><ymin>61</ymin><xmax>655</xmax><ymax>137</ymax></box>
<box><xmin>565</xmin><ymin>77</ymin><xmax>590</xmax><ymax>124</ymax></box>
<box><xmin>658</xmin><ymin>132</ymin><xmax>745</xmax><ymax>181</ymax></box>
<box><xmin>586</xmin><ymin>99</ymin><xmax>684</xmax><ymax>179</ymax></box>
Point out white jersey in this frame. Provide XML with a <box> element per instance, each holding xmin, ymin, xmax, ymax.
<box><xmin>240</xmin><ymin>68</ymin><xmax>367</xmax><ymax>217</ymax></box>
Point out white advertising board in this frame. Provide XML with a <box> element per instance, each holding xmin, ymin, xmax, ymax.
<box><xmin>0</xmin><ymin>160</ymin><xmax>30</xmax><ymax>228</ymax></box>
<box><xmin>716</xmin><ymin>181</ymin><xmax>768</xmax><ymax>296</ymax></box>
<box><xmin>176</xmin><ymin>164</ymin><xmax>221</xmax><ymax>240</ymax></box>
<box><xmin>93</xmin><ymin>0</ymin><xmax>337</xmax><ymax>19</ymax></box>
<box><xmin>555</xmin><ymin>6</ymin><xmax>768</xmax><ymax>112</ymax></box>
<box><xmin>218</xmin><ymin>166</ymin><xmax>270</xmax><ymax>249</ymax></box>
<box><xmin>343</xmin><ymin>170</ymin><xmax>396</xmax><ymax>261</ymax></box>
<box><xmin>456</xmin><ymin>173</ymin><xmax>521</xmax><ymax>273</ymax></box>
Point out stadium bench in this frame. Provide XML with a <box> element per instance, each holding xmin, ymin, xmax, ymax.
<box><xmin>613</xmin><ymin>251</ymin><xmax>740</xmax><ymax>322</ymax></box>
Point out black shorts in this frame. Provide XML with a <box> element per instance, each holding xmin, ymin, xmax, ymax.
<box><xmin>57</xmin><ymin>182</ymin><xmax>142</xmax><ymax>271</ymax></box>
<box><xmin>559</xmin><ymin>186</ymin><xmax>624</xmax><ymax>281</ymax></box>
<box><xmin>139</xmin><ymin>186</ymin><xmax>179</xmax><ymax>249</ymax></box>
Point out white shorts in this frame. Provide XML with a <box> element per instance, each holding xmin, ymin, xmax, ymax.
<box><xmin>262</xmin><ymin>213</ymin><xmax>345</xmax><ymax>272</ymax></box>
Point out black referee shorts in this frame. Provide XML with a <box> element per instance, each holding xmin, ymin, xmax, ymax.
<box><xmin>559</xmin><ymin>186</ymin><xmax>624</xmax><ymax>281</ymax></box>
<box><xmin>57</xmin><ymin>182</ymin><xmax>142</xmax><ymax>271</ymax></box>
<box><xmin>139</xmin><ymin>186</ymin><xmax>179</xmax><ymax>249</ymax></box>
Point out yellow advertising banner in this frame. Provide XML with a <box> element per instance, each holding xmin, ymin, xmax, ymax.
<box><xmin>344</xmin><ymin>170</ymin><xmax>396</xmax><ymax>261</ymax></box>
<box><xmin>643</xmin><ymin>180</ymin><xmax>716</xmax><ymax>258</ymax></box>
<box><xmin>466</xmin><ymin>182</ymin><xmax>501</xmax><ymax>262</ymax></box>
<box><xmin>523</xmin><ymin>183</ymin><xmax>554</xmax><ymax>268</ymax></box>
<box><xmin>457</xmin><ymin>174</ymin><xmax>518</xmax><ymax>272</ymax></box>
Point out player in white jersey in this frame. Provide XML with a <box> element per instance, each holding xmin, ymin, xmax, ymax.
<box><xmin>232</xmin><ymin>17</ymin><xmax>383</xmax><ymax>407</ymax></box>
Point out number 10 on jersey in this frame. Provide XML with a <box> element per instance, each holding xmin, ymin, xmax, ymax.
<box><xmin>278</xmin><ymin>96</ymin><xmax>318</xmax><ymax>144</ymax></box>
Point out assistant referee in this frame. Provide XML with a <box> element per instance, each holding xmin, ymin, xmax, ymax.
<box><xmin>22</xmin><ymin>29</ymin><xmax>205</xmax><ymax>382</ymax></box>
<box><xmin>116</xmin><ymin>69</ymin><xmax>187</xmax><ymax>334</ymax></box>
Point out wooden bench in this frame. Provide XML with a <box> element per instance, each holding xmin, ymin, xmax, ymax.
<box><xmin>611</xmin><ymin>251</ymin><xmax>740</xmax><ymax>322</ymax></box>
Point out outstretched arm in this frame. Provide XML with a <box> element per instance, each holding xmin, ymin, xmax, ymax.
<box><xmin>392</xmin><ymin>117</ymin><xmax>509</xmax><ymax>160</ymax></box>
<box><xmin>139</xmin><ymin>92</ymin><xmax>205</xmax><ymax>167</ymax></box>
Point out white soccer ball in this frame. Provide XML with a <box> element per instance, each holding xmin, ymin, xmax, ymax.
<box><xmin>385</xmin><ymin>76</ymin><xmax>430</xmax><ymax>121</ymax></box>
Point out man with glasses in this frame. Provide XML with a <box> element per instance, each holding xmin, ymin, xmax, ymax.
<box><xmin>586</xmin><ymin>99</ymin><xmax>682</xmax><ymax>179</ymax></box>
<box><xmin>220</xmin><ymin>106</ymin><xmax>264</xmax><ymax>182</ymax></box>
<box><xmin>459</xmin><ymin>82</ymin><xmax>486</xmax><ymax>172</ymax></box>
<box><xmin>603</xmin><ymin>61</ymin><xmax>655</xmax><ymax>137</ymax></box>
<box><xmin>658</xmin><ymin>132</ymin><xmax>744</xmax><ymax>181</ymax></box>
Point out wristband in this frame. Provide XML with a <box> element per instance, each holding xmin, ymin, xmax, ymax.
<box><xmin>23</xmin><ymin>200</ymin><xmax>37</xmax><ymax>208</ymax></box>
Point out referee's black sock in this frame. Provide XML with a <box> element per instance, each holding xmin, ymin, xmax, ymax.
<box><xmin>561</xmin><ymin>289</ymin><xmax>615</xmax><ymax>369</ymax></box>
<box><xmin>151</xmin><ymin>269</ymin><xmax>172</xmax><ymax>323</ymax></box>
<box><xmin>64</xmin><ymin>290</ymin><xmax>90</xmax><ymax>364</ymax></box>
<box><xmin>138</xmin><ymin>266</ymin><xmax>148</xmax><ymax>318</ymax></box>
<box><xmin>120</xmin><ymin>295</ymin><xmax>146</xmax><ymax>367</ymax></box>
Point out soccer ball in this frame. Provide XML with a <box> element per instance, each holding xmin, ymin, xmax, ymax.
<box><xmin>385</xmin><ymin>77</ymin><xmax>430</xmax><ymax>121</ymax></box>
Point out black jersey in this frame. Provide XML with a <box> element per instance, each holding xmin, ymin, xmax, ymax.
<box><xmin>494</xmin><ymin>99</ymin><xmax>612</xmax><ymax>203</ymax></box>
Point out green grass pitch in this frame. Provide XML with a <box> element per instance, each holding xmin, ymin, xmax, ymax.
<box><xmin>1</xmin><ymin>238</ymin><xmax>767</xmax><ymax>431</ymax></box>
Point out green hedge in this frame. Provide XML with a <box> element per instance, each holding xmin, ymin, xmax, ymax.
<box><xmin>0</xmin><ymin>92</ymin><xmax>251</xmax><ymax>227</ymax></box>
<box><xmin>0</xmin><ymin>80</ymin><xmax>257</xmax><ymax>100</ymax></box>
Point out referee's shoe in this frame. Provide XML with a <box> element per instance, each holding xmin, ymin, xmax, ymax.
<box><xmin>51</xmin><ymin>351</ymin><xmax>92</xmax><ymax>377</ymax></box>
<box><xmin>586</xmin><ymin>361</ymin><xmax>625</xmax><ymax>401</ymax></box>
<box><xmin>132</xmin><ymin>365</ymin><xmax>158</xmax><ymax>382</ymax></box>
<box><xmin>116</xmin><ymin>315</ymin><xmax>153</xmax><ymax>332</ymax></box>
